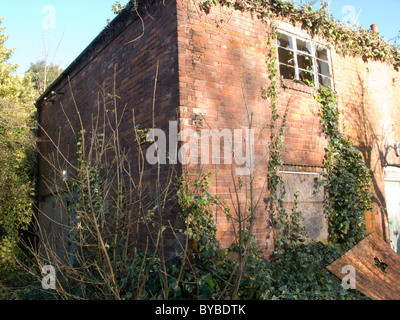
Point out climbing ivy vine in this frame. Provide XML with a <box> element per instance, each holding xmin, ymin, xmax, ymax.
<box><xmin>201</xmin><ymin>0</ymin><xmax>376</xmax><ymax>251</ymax></box>
<box><xmin>261</xmin><ymin>25</ymin><xmax>295</xmax><ymax>251</ymax></box>
<box><xmin>316</xmin><ymin>86</ymin><xmax>373</xmax><ymax>250</ymax></box>
<box><xmin>201</xmin><ymin>0</ymin><xmax>400</xmax><ymax>70</ymax></box>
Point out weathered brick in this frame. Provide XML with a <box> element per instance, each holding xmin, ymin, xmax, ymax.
<box><xmin>38</xmin><ymin>0</ymin><xmax>398</xmax><ymax>259</ymax></box>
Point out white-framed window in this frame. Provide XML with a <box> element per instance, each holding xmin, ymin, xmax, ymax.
<box><xmin>277</xmin><ymin>30</ymin><xmax>333</xmax><ymax>89</ymax></box>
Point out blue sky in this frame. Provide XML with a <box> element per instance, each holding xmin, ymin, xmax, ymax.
<box><xmin>0</xmin><ymin>0</ymin><xmax>399</xmax><ymax>75</ymax></box>
<box><xmin>1</xmin><ymin>0</ymin><xmax>118</xmax><ymax>75</ymax></box>
<box><xmin>316</xmin><ymin>0</ymin><xmax>400</xmax><ymax>40</ymax></box>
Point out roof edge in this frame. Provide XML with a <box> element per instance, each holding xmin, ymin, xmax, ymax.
<box><xmin>37</xmin><ymin>0</ymin><xmax>159</xmax><ymax>105</ymax></box>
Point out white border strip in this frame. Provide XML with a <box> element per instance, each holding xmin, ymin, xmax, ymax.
<box><xmin>279</xmin><ymin>171</ymin><xmax>320</xmax><ymax>176</ymax></box>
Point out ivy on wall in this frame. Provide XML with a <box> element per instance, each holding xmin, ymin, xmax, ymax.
<box><xmin>201</xmin><ymin>0</ymin><xmax>376</xmax><ymax>249</ymax></box>
<box><xmin>201</xmin><ymin>0</ymin><xmax>400</xmax><ymax>70</ymax></box>
<box><xmin>316</xmin><ymin>87</ymin><xmax>373</xmax><ymax>250</ymax></box>
<box><xmin>261</xmin><ymin>26</ymin><xmax>295</xmax><ymax>252</ymax></box>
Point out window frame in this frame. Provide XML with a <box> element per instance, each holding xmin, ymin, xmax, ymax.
<box><xmin>276</xmin><ymin>29</ymin><xmax>334</xmax><ymax>89</ymax></box>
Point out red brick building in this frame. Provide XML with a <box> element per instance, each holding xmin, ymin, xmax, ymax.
<box><xmin>37</xmin><ymin>0</ymin><xmax>400</xmax><ymax>258</ymax></box>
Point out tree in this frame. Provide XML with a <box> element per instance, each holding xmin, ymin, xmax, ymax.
<box><xmin>26</xmin><ymin>60</ymin><xmax>63</xmax><ymax>95</ymax></box>
<box><xmin>0</xmin><ymin>18</ymin><xmax>36</xmax><ymax>270</ymax></box>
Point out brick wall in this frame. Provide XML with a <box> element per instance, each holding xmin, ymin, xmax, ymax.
<box><xmin>333</xmin><ymin>53</ymin><xmax>400</xmax><ymax>241</ymax></box>
<box><xmin>176</xmin><ymin>1</ymin><xmax>331</xmax><ymax>255</ymax></box>
<box><xmin>38</xmin><ymin>0</ymin><xmax>399</xmax><ymax>259</ymax></box>
<box><xmin>176</xmin><ymin>0</ymin><xmax>276</xmax><ymax>255</ymax></box>
<box><xmin>38</xmin><ymin>0</ymin><xmax>181</xmax><ymax>255</ymax></box>
<box><xmin>175</xmin><ymin>0</ymin><xmax>399</xmax><ymax>254</ymax></box>
<box><xmin>39</xmin><ymin>1</ymin><xmax>180</xmax><ymax>192</ymax></box>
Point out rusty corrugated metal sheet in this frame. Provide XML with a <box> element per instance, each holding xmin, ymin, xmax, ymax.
<box><xmin>327</xmin><ymin>233</ymin><xmax>400</xmax><ymax>300</ymax></box>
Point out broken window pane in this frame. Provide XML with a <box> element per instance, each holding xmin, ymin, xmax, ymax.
<box><xmin>296</xmin><ymin>38</ymin><xmax>312</xmax><ymax>55</ymax></box>
<box><xmin>316</xmin><ymin>46</ymin><xmax>329</xmax><ymax>61</ymax></box>
<box><xmin>317</xmin><ymin>59</ymin><xmax>331</xmax><ymax>77</ymax></box>
<box><xmin>277</xmin><ymin>31</ymin><xmax>332</xmax><ymax>89</ymax></box>
<box><xmin>299</xmin><ymin>70</ymin><xmax>314</xmax><ymax>84</ymax></box>
<box><xmin>297</xmin><ymin>54</ymin><xmax>314</xmax><ymax>71</ymax></box>
<box><xmin>318</xmin><ymin>74</ymin><xmax>332</xmax><ymax>88</ymax></box>
<box><xmin>277</xmin><ymin>32</ymin><xmax>293</xmax><ymax>50</ymax></box>
<box><xmin>278</xmin><ymin>47</ymin><xmax>295</xmax><ymax>66</ymax></box>
<box><xmin>279</xmin><ymin>64</ymin><xmax>295</xmax><ymax>80</ymax></box>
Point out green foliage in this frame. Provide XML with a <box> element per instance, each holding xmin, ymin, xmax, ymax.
<box><xmin>112</xmin><ymin>1</ymin><xmax>130</xmax><ymax>14</ymax></box>
<box><xmin>261</xmin><ymin>169</ymin><xmax>366</xmax><ymax>300</ymax></box>
<box><xmin>177</xmin><ymin>174</ymin><xmax>220</xmax><ymax>255</ymax></box>
<box><xmin>174</xmin><ymin>173</ymin><xmax>235</xmax><ymax>299</ymax></box>
<box><xmin>0</xmin><ymin>265</ymin><xmax>56</xmax><ymax>300</ymax></box>
<box><xmin>60</xmin><ymin>135</ymin><xmax>120</xmax><ymax>299</ymax></box>
<box><xmin>111</xmin><ymin>0</ymin><xmax>161</xmax><ymax>15</ymax></box>
<box><xmin>317</xmin><ymin>86</ymin><xmax>373</xmax><ymax>250</ymax></box>
<box><xmin>116</xmin><ymin>251</ymin><xmax>164</xmax><ymax>300</ymax></box>
<box><xmin>0</xmin><ymin>19</ymin><xmax>36</xmax><ymax>270</ymax></box>
<box><xmin>268</xmin><ymin>241</ymin><xmax>367</xmax><ymax>300</ymax></box>
<box><xmin>262</xmin><ymin>24</ymin><xmax>296</xmax><ymax>252</ymax></box>
<box><xmin>200</xmin><ymin>0</ymin><xmax>400</xmax><ymax>70</ymax></box>
<box><xmin>278</xmin><ymin>192</ymin><xmax>309</xmax><ymax>248</ymax></box>
<box><xmin>37</xmin><ymin>0</ymin><xmax>372</xmax><ymax>301</ymax></box>
<box><xmin>374</xmin><ymin>257</ymin><xmax>388</xmax><ymax>274</ymax></box>
<box><xmin>173</xmin><ymin>175</ymin><xmax>366</xmax><ymax>300</ymax></box>
<box><xmin>25</xmin><ymin>60</ymin><xmax>63</xmax><ymax>95</ymax></box>
<box><xmin>0</xmin><ymin>20</ymin><xmax>35</xmax><ymax>110</ymax></box>
<box><xmin>1</xmin><ymin>0</ymin><xmax>378</xmax><ymax>298</ymax></box>
<box><xmin>0</xmin><ymin>171</ymin><xmax>367</xmax><ymax>300</ymax></box>
<box><xmin>172</xmin><ymin>174</ymin><xmax>271</xmax><ymax>300</ymax></box>
<box><xmin>256</xmin><ymin>21</ymin><xmax>367</xmax><ymax>300</ymax></box>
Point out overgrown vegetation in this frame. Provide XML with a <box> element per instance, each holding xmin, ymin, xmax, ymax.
<box><xmin>112</xmin><ymin>1</ymin><xmax>130</xmax><ymax>15</ymax></box>
<box><xmin>201</xmin><ymin>0</ymin><xmax>400</xmax><ymax>70</ymax></box>
<box><xmin>2</xmin><ymin>82</ymin><xmax>368</xmax><ymax>301</ymax></box>
<box><xmin>26</xmin><ymin>60</ymin><xmax>63</xmax><ymax>95</ymax></box>
<box><xmin>198</xmin><ymin>0</ymin><xmax>373</xmax><ymax>300</ymax></box>
<box><xmin>317</xmin><ymin>86</ymin><xmax>373</xmax><ymax>250</ymax></box>
<box><xmin>0</xmin><ymin>0</ymin><xmax>379</xmax><ymax>300</ymax></box>
<box><xmin>259</xmin><ymin>16</ymin><xmax>368</xmax><ymax>299</ymax></box>
<box><xmin>111</xmin><ymin>0</ymin><xmax>163</xmax><ymax>15</ymax></box>
<box><xmin>0</xmin><ymin>18</ymin><xmax>36</xmax><ymax>272</ymax></box>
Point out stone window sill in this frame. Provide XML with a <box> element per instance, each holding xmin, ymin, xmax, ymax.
<box><xmin>281</xmin><ymin>79</ymin><xmax>318</xmax><ymax>95</ymax></box>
